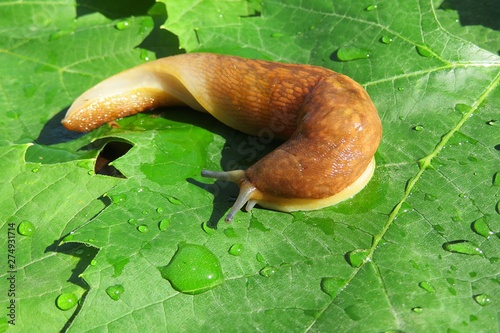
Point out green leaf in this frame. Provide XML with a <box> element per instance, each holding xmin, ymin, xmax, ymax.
<box><xmin>1</xmin><ymin>0</ymin><xmax>499</xmax><ymax>332</ymax></box>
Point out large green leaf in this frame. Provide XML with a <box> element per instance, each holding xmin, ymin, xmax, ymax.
<box><xmin>0</xmin><ymin>0</ymin><xmax>499</xmax><ymax>332</ymax></box>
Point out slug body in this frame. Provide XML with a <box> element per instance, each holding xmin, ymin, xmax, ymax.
<box><xmin>63</xmin><ymin>53</ymin><xmax>382</xmax><ymax>221</ymax></box>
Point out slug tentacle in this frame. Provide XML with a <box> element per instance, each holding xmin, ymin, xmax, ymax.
<box><xmin>62</xmin><ymin>53</ymin><xmax>382</xmax><ymax>222</ymax></box>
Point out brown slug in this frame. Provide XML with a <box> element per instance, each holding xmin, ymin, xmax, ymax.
<box><xmin>62</xmin><ymin>53</ymin><xmax>382</xmax><ymax>222</ymax></box>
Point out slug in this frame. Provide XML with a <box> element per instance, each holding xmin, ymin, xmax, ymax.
<box><xmin>62</xmin><ymin>53</ymin><xmax>382</xmax><ymax>222</ymax></box>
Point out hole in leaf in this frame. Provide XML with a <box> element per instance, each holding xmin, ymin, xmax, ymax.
<box><xmin>94</xmin><ymin>141</ymin><xmax>133</xmax><ymax>177</ymax></box>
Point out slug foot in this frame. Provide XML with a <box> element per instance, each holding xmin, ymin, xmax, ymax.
<box><xmin>201</xmin><ymin>157</ymin><xmax>375</xmax><ymax>222</ymax></box>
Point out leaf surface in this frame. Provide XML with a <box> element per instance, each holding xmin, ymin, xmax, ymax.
<box><xmin>0</xmin><ymin>0</ymin><xmax>499</xmax><ymax>332</ymax></box>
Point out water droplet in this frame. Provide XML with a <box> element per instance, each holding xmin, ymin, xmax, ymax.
<box><xmin>158</xmin><ymin>243</ymin><xmax>224</xmax><ymax>295</ymax></box>
<box><xmin>256</xmin><ymin>252</ymin><xmax>266</xmax><ymax>263</ymax></box>
<box><xmin>411</xmin><ymin>306</ymin><xmax>423</xmax><ymax>313</ymax></box>
<box><xmin>413</xmin><ymin>125</ymin><xmax>424</xmax><ymax>131</ymax></box>
<box><xmin>320</xmin><ymin>277</ymin><xmax>347</xmax><ymax>298</ymax></box>
<box><xmin>228</xmin><ymin>243</ymin><xmax>243</xmax><ymax>256</ymax></box>
<box><xmin>487</xmin><ymin>119</ymin><xmax>497</xmax><ymax>126</ymax></box>
<box><xmin>87</xmin><ymin>170</ymin><xmax>95</xmax><ymax>175</ymax></box>
<box><xmin>344</xmin><ymin>304</ymin><xmax>363</xmax><ymax>321</ymax></box>
<box><xmin>473</xmin><ymin>293</ymin><xmax>492</xmax><ymax>306</ymax></box>
<box><xmin>156</xmin><ymin>207</ymin><xmax>164</xmax><ymax>214</ymax></box>
<box><xmin>424</xmin><ymin>193</ymin><xmax>437</xmax><ymax>201</ymax></box>
<box><xmin>365</xmin><ymin>4</ymin><xmax>378</xmax><ymax>11</ymax></box>
<box><xmin>202</xmin><ymin>221</ymin><xmax>216</xmax><ymax>235</ymax></box>
<box><xmin>137</xmin><ymin>225</ymin><xmax>149</xmax><ymax>233</ymax></box>
<box><xmin>471</xmin><ymin>217</ymin><xmax>494</xmax><ymax>238</ymax></box>
<box><xmin>87</xmin><ymin>238</ymin><xmax>94</xmax><ymax>243</ymax></box>
<box><xmin>138</xmin><ymin>19</ymin><xmax>153</xmax><ymax>36</ymax></box>
<box><xmin>18</xmin><ymin>221</ymin><xmax>35</xmax><ymax>236</ymax></box>
<box><xmin>443</xmin><ymin>240</ymin><xmax>483</xmax><ymax>255</ymax></box>
<box><xmin>492</xmin><ymin>172</ymin><xmax>500</xmax><ymax>185</ymax></box>
<box><xmin>158</xmin><ymin>219</ymin><xmax>171</xmax><ymax>231</ymax></box>
<box><xmin>140</xmin><ymin>49</ymin><xmax>150</xmax><ymax>61</ymax></box>
<box><xmin>56</xmin><ymin>292</ymin><xmax>78</xmax><ymax>310</ymax></box>
<box><xmin>223</xmin><ymin>228</ymin><xmax>237</xmax><ymax>238</ymax></box>
<box><xmin>455</xmin><ymin>103</ymin><xmax>471</xmax><ymax>114</ymax></box>
<box><xmin>128</xmin><ymin>218</ymin><xmax>138</xmax><ymax>225</ymax></box>
<box><xmin>345</xmin><ymin>249</ymin><xmax>369</xmax><ymax>267</ymax></box>
<box><xmin>337</xmin><ymin>47</ymin><xmax>371</xmax><ymax>61</ymax></box>
<box><xmin>110</xmin><ymin>194</ymin><xmax>127</xmax><ymax>204</ymax></box>
<box><xmin>106</xmin><ymin>284</ymin><xmax>125</xmax><ymax>301</ymax></box>
<box><xmin>380</xmin><ymin>35</ymin><xmax>393</xmax><ymax>44</ymax></box>
<box><xmin>397</xmin><ymin>87</ymin><xmax>404</xmax><ymax>91</ymax></box>
<box><xmin>90</xmin><ymin>259</ymin><xmax>97</xmax><ymax>266</ymax></box>
<box><xmin>166</xmin><ymin>196</ymin><xmax>182</xmax><ymax>205</ymax></box>
<box><xmin>31</xmin><ymin>167</ymin><xmax>39</xmax><ymax>173</ymax></box>
<box><xmin>49</xmin><ymin>29</ymin><xmax>74</xmax><ymax>41</ymax></box>
<box><xmin>271</xmin><ymin>32</ymin><xmax>285</xmax><ymax>38</ymax></box>
<box><xmin>416</xmin><ymin>45</ymin><xmax>433</xmax><ymax>57</ymax></box>
<box><xmin>259</xmin><ymin>266</ymin><xmax>277</xmax><ymax>278</ymax></box>
<box><xmin>115</xmin><ymin>20</ymin><xmax>130</xmax><ymax>30</ymax></box>
<box><xmin>418</xmin><ymin>281</ymin><xmax>436</xmax><ymax>293</ymax></box>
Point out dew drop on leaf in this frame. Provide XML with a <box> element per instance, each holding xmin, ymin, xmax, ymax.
<box><xmin>415</xmin><ymin>45</ymin><xmax>433</xmax><ymax>57</ymax></box>
<box><xmin>223</xmin><ymin>228</ymin><xmax>237</xmax><ymax>238</ymax></box>
<box><xmin>90</xmin><ymin>259</ymin><xmax>97</xmax><ymax>266</ymax></box>
<box><xmin>158</xmin><ymin>218</ymin><xmax>171</xmax><ymax>231</ymax></box>
<box><xmin>56</xmin><ymin>292</ymin><xmax>78</xmax><ymax>311</ymax></box>
<box><xmin>345</xmin><ymin>249</ymin><xmax>369</xmax><ymax>267</ymax></box>
<box><xmin>418</xmin><ymin>281</ymin><xmax>436</xmax><ymax>293</ymax></box>
<box><xmin>337</xmin><ymin>47</ymin><xmax>371</xmax><ymax>61</ymax></box>
<box><xmin>202</xmin><ymin>221</ymin><xmax>216</xmax><ymax>235</ymax></box>
<box><xmin>413</xmin><ymin>125</ymin><xmax>424</xmax><ymax>131</ymax></box>
<box><xmin>473</xmin><ymin>293</ymin><xmax>492</xmax><ymax>306</ymax></box>
<box><xmin>486</xmin><ymin>119</ymin><xmax>497</xmax><ymax>126</ymax></box>
<box><xmin>424</xmin><ymin>193</ymin><xmax>437</xmax><ymax>201</ymax></box>
<box><xmin>158</xmin><ymin>243</ymin><xmax>224</xmax><ymax>295</ymax></box>
<box><xmin>271</xmin><ymin>32</ymin><xmax>285</xmax><ymax>38</ymax></box>
<box><xmin>256</xmin><ymin>252</ymin><xmax>266</xmax><ymax>263</ymax></box>
<box><xmin>320</xmin><ymin>277</ymin><xmax>347</xmax><ymax>298</ymax></box>
<box><xmin>411</xmin><ymin>306</ymin><xmax>423</xmax><ymax>313</ymax></box>
<box><xmin>115</xmin><ymin>20</ymin><xmax>130</xmax><ymax>30</ymax></box>
<box><xmin>228</xmin><ymin>243</ymin><xmax>243</xmax><ymax>256</ymax></box>
<box><xmin>137</xmin><ymin>225</ymin><xmax>149</xmax><ymax>233</ymax></box>
<box><xmin>31</xmin><ymin>167</ymin><xmax>39</xmax><ymax>173</ymax></box>
<box><xmin>365</xmin><ymin>4</ymin><xmax>378</xmax><ymax>11</ymax></box>
<box><xmin>138</xmin><ymin>19</ymin><xmax>153</xmax><ymax>36</ymax></box>
<box><xmin>492</xmin><ymin>172</ymin><xmax>500</xmax><ymax>185</ymax></box>
<box><xmin>140</xmin><ymin>49</ymin><xmax>150</xmax><ymax>61</ymax></box>
<box><xmin>443</xmin><ymin>240</ymin><xmax>483</xmax><ymax>255</ymax></box>
<box><xmin>259</xmin><ymin>265</ymin><xmax>277</xmax><ymax>278</ymax></box>
<box><xmin>471</xmin><ymin>217</ymin><xmax>494</xmax><ymax>238</ymax></box>
<box><xmin>166</xmin><ymin>195</ymin><xmax>182</xmax><ymax>205</ymax></box>
<box><xmin>106</xmin><ymin>284</ymin><xmax>125</xmax><ymax>301</ymax></box>
<box><xmin>110</xmin><ymin>194</ymin><xmax>127</xmax><ymax>204</ymax></box>
<box><xmin>128</xmin><ymin>218</ymin><xmax>138</xmax><ymax>225</ymax></box>
<box><xmin>343</xmin><ymin>304</ymin><xmax>363</xmax><ymax>321</ymax></box>
<box><xmin>18</xmin><ymin>221</ymin><xmax>35</xmax><ymax>236</ymax></box>
<box><xmin>455</xmin><ymin>103</ymin><xmax>472</xmax><ymax>114</ymax></box>
<box><xmin>156</xmin><ymin>207</ymin><xmax>164</xmax><ymax>214</ymax></box>
<box><xmin>380</xmin><ymin>35</ymin><xmax>393</xmax><ymax>44</ymax></box>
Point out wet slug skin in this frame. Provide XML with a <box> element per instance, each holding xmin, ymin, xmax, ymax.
<box><xmin>62</xmin><ymin>53</ymin><xmax>382</xmax><ymax>222</ymax></box>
